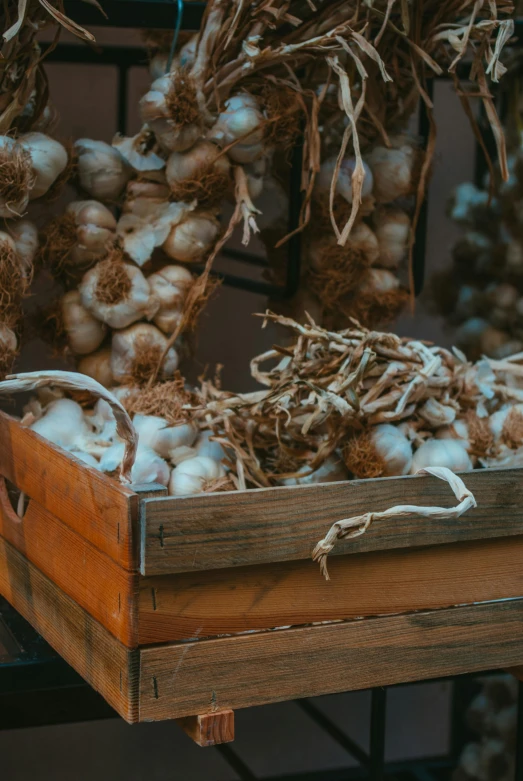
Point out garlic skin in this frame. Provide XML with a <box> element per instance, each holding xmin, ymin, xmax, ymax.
<box><xmin>195</xmin><ymin>429</ymin><xmax>225</xmax><ymax>461</ymax></box>
<box><xmin>88</xmin><ymin>398</ymin><xmax>117</xmax><ymax>442</ymax></box>
<box><xmin>418</xmin><ymin>398</ymin><xmax>457</xmax><ymax>428</ymax></box>
<box><xmin>19</xmin><ymin>133</ymin><xmax>68</xmax><ymax>199</ymax></box>
<box><xmin>316</xmin><ymin>156</ymin><xmax>374</xmax><ymax>203</ymax></box>
<box><xmin>100</xmin><ymin>442</ymin><xmax>170</xmax><ymax>486</ymax></box>
<box><xmin>147</xmin><ymin>265</ymin><xmax>193</xmax><ymax>308</ymax></box>
<box><xmin>67</xmin><ymin>200</ymin><xmax>117</xmax><ymax>268</ymax></box>
<box><xmin>30</xmin><ymin>398</ymin><xmax>93</xmax><ymax>451</ymax></box>
<box><xmin>210</xmin><ymin>93</ymin><xmax>265</xmax><ymax>163</ymax></box>
<box><xmin>79</xmin><ymin>262</ymin><xmax>159</xmax><ymax>329</ymax></box>
<box><xmin>61</xmin><ymin>290</ymin><xmax>107</xmax><ymax>355</ymax></box>
<box><xmin>163</xmin><ymin>213</ymin><xmax>220</xmax><ymax>263</ymax></box>
<box><xmin>133</xmin><ymin>414</ymin><xmax>197</xmax><ymax>458</ymax></box>
<box><xmin>370</xmin><ymin>424</ymin><xmax>412</xmax><ymax>476</ymax></box>
<box><xmin>410</xmin><ymin>439</ymin><xmax>473</xmax><ymax>474</ymax></box>
<box><xmin>365</xmin><ymin>135</ymin><xmax>418</xmax><ymax>204</ymax></box>
<box><xmin>169</xmin><ymin>455</ymin><xmax>225</xmax><ymax>496</ymax></box>
<box><xmin>166</xmin><ymin>141</ymin><xmax>230</xmax><ymax>191</ymax></box>
<box><xmin>112</xmin><ymin>129</ymin><xmax>166</xmax><ymax>173</ymax></box>
<box><xmin>280</xmin><ymin>456</ymin><xmax>348</xmax><ymax>486</ymax></box>
<box><xmin>70</xmin><ymin>450</ymin><xmax>100</xmax><ymax>468</ymax></box>
<box><xmin>111</xmin><ymin>323</ymin><xmax>179</xmax><ymax>383</ymax></box>
<box><xmin>77</xmin><ymin>347</ymin><xmax>114</xmax><ymax>388</ymax></box>
<box><xmin>75</xmin><ymin>139</ymin><xmax>131</xmax><ymax>201</ymax></box>
<box><xmin>140</xmin><ymin>74</ymin><xmax>201</xmax><ymax>153</ymax></box>
<box><xmin>373</xmin><ymin>208</ymin><xmax>410</xmax><ymax>268</ymax></box>
<box><xmin>117</xmin><ymin>201</ymin><xmax>193</xmax><ymax>268</ymax></box>
<box><xmin>10</xmin><ymin>220</ymin><xmax>38</xmax><ymax>273</ymax></box>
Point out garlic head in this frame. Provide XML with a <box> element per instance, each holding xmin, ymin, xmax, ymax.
<box><xmin>77</xmin><ymin>347</ymin><xmax>114</xmax><ymax>388</ymax></box>
<box><xmin>162</xmin><ymin>212</ymin><xmax>220</xmax><ymax>263</ymax></box>
<box><xmin>111</xmin><ymin>323</ymin><xmax>179</xmax><ymax>384</ymax></box>
<box><xmin>19</xmin><ymin>133</ymin><xmax>68</xmax><ymax>199</ymax></box>
<box><xmin>61</xmin><ymin>290</ymin><xmax>107</xmax><ymax>355</ymax></box>
<box><xmin>75</xmin><ymin>139</ymin><xmax>131</xmax><ymax>201</ymax></box>
<box><xmin>169</xmin><ymin>455</ymin><xmax>225</xmax><ymax>496</ymax></box>
<box><xmin>410</xmin><ymin>439</ymin><xmax>473</xmax><ymax>474</ymax></box>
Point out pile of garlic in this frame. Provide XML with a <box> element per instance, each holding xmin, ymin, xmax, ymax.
<box><xmin>434</xmin><ymin>134</ymin><xmax>523</xmax><ymax>360</ymax></box>
<box><xmin>454</xmin><ymin>675</ymin><xmax>517</xmax><ymax>781</ymax></box>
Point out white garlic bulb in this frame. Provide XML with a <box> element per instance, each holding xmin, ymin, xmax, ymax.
<box><xmin>99</xmin><ymin>442</ymin><xmax>170</xmax><ymax>485</ymax></box>
<box><xmin>111</xmin><ymin>323</ymin><xmax>179</xmax><ymax>384</ymax></box>
<box><xmin>0</xmin><ymin>136</ymin><xmax>31</xmax><ymax>217</ymax></box>
<box><xmin>10</xmin><ymin>220</ymin><xmax>38</xmax><ymax>273</ymax></box>
<box><xmin>133</xmin><ymin>414</ymin><xmax>197</xmax><ymax>458</ymax></box>
<box><xmin>359</xmin><ymin>268</ymin><xmax>400</xmax><ymax>294</ymax></box>
<box><xmin>308</xmin><ymin>222</ymin><xmax>380</xmax><ymax>270</ymax></box>
<box><xmin>418</xmin><ymin>398</ymin><xmax>457</xmax><ymax>428</ymax></box>
<box><xmin>316</xmin><ymin>156</ymin><xmax>374</xmax><ymax>203</ymax></box>
<box><xmin>410</xmin><ymin>439</ymin><xmax>473</xmax><ymax>474</ymax></box>
<box><xmin>169</xmin><ymin>455</ymin><xmax>225</xmax><ymax>496</ymax></box>
<box><xmin>19</xmin><ymin>133</ymin><xmax>68</xmax><ymax>200</ymax></box>
<box><xmin>162</xmin><ymin>212</ymin><xmax>220</xmax><ymax>263</ymax></box>
<box><xmin>166</xmin><ymin>140</ymin><xmax>230</xmax><ymax>193</ymax></box>
<box><xmin>79</xmin><ymin>260</ymin><xmax>159</xmax><ymax>329</ymax></box>
<box><xmin>147</xmin><ymin>265</ymin><xmax>193</xmax><ymax>307</ymax></box>
<box><xmin>30</xmin><ymin>398</ymin><xmax>92</xmax><ymax>451</ymax></box>
<box><xmin>373</xmin><ymin>208</ymin><xmax>410</xmax><ymax>268</ymax></box>
<box><xmin>0</xmin><ymin>323</ymin><xmax>17</xmax><ymax>375</ymax></box>
<box><xmin>87</xmin><ymin>398</ymin><xmax>117</xmax><ymax>442</ymax></box>
<box><xmin>365</xmin><ymin>135</ymin><xmax>418</xmax><ymax>204</ymax></box>
<box><xmin>195</xmin><ymin>430</ymin><xmax>225</xmax><ymax>461</ymax></box>
<box><xmin>370</xmin><ymin>424</ymin><xmax>412</xmax><ymax>476</ymax></box>
<box><xmin>210</xmin><ymin>93</ymin><xmax>265</xmax><ymax>163</ymax></box>
<box><xmin>140</xmin><ymin>74</ymin><xmax>201</xmax><ymax>153</ymax></box>
<box><xmin>112</xmin><ymin>129</ymin><xmax>166</xmax><ymax>173</ymax></box>
<box><xmin>75</xmin><ymin>139</ymin><xmax>131</xmax><ymax>201</ymax></box>
<box><xmin>489</xmin><ymin>403</ymin><xmax>523</xmax><ymax>440</ymax></box>
<box><xmin>70</xmin><ymin>450</ymin><xmax>100</xmax><ymax>468</ymax></box>
<box><xmin>280</xmin><ymin>456</ymin><xmax>348</xmax><ymax>485</ymax></box>
<box><xmin>77</xmin><ymin>347</ymin><xmax>114</xmax><ymax>388</ymax></box>
<box><xmin>61</xmin><ymin>290</ymin><xmax>107</xmax><ymax>355</ymax></box>
<box><xmin>66</xmin><ymin>200</ymin><xmax>117</xmax><ymax>268</ymax></box>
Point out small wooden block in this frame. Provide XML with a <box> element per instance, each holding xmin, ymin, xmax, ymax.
<box><xmin>175</xmin><ymin>710</ymin><xmax>235</xmax><ymax>747</ymax></box>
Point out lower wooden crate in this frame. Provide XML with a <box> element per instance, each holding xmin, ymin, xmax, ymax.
<box><xmin>2</xmin><ymin>532</ymin><xmax>523</xmax><ymax>725</ymax></box>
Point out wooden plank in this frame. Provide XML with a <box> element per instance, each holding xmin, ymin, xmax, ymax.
<box><xmin>0</xmin><ymin>486</ymin><xmax>138</xmax><ymax>646</ymax></box>
<box><xmin>140</xmin><ymin>598</ymin><xmax>523</xmax><ymax>721</ymax></box>
<box><xmin>0</xmin><ymin>534</ymin><xmax>138</xmax><ymax>722</ymax></box>
<box><xmin>175</xmin><ymin>710</ymin><xmax>234</xmax><ymax>747</ymax></box>
<box><xmin>0</xmin><ymin>412</ymin><xmax>137</xmax><ymax>569</ymax></box>
<box><xmin>142</xmin><ymin>467</ymin><xmax>523</xmax><ymax>575</ymax></box>
<box><xmin>137</xmin><ymin>536</ymin><xmax>523</xmax><ymax>643</ymax></box>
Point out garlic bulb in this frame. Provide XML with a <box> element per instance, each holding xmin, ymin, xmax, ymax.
<box><xmin>30</xmin><ymin>398</ymin><xmax>93</xmax><ymax>451</ymax></box>
<box><xmin>100</xmin><ymin>442</ymin><xmax>170</xmax><ymax>485</ymax></box>
<box><xmin>70</xmin><ymin>450</ymin><xmax>100</xmax><ymax>468</ymax></box>
<box><xmin>166</xmin><ymin>140</ymin><xmax>231</xmax><ymax>202</ymax></box>
<box><xmin>140</xmin><ymin>74</ymin><xmax>201</xmax><ymax>153</ymax></box>
<box><xmin>163</xmin><ymin>212</ymin><xmax>220</xmax><ymax>263</ymax></box>
<box><xmin>359</xmin><ymin>268</ymin><xmax>400</xmax><ymax>294</ymax></box>
<box><xmin>373</xmin><ymin>208</ymin><xmax>410</xmax><ymax>268</ymax></box>
<box><xmin>489</xmin><ymin>403</ymin><xmax>523</xmax><ymax>440</ymax></box>
<box><xmin>133</xmin><ymin>414</ymin><xmax>197</xmax><ymax>458</ymax></box>
<box><xmin>195</xmin><ymin>429</ymin><xmax>225</xmax><ymax>461</ymax></box>
<box><xmin>10</xmin><ymin>220</ymin><xmax>38</xmax><ymax>273</ymax></box>
<box><xmin>0</xmin><ymin>136</ymin><xmax>32</xmax><ymax>217</ymax></box>
<box><xmin>77</xmin><ymin>347</ymin><xmax>114</xmax><ymax>388</ymax></box>
<box><xmin>79</xmin><ymin>259</ymin><xmax>159</xmax><ymax>329</ymax></box>
<box><xmin>0</xmin><ymin>323</ymin><xmax>17</xmax><ymax>376</ymax></box>
<box><xmin>280</xmin><ymin>456</ymin><xmax>348</xmax><ymax>485</ymax></box>
<box><xmin>111</xmin><ymin>323</ymin><xmax>179</xmax><ymax>384</ymax></box>
<box><xmin>87</xmin><ymin>398</ymin><xmax>117</xmax><ymax>442</ymax></box>
<box><xmin>19</xmin><ymin>133</ymin><xmax>67</xmax><ymax>200</ymax></box>
<box><xmin>210</xmin><ymin>93</ymin><xmax>264</xmax><ymax>163</ymax></box>
<box><xmin>112</xmin><ymin>129</ymin><xmax>166</xmax><ymax>173</ymax></box>
<box><xmin>75</xmin><ymin>139</ymin><xmax>131</xmax><ymax>201</ymax></box>
<box><xmin>308</xmin><ymin>223</ymin><xmax>380</xmax><ymax>271</ymax></box>
<box><xmin>61</xmin><ymin>290</ymin><xmax>107</xmax><ymax>355</ymax></box>
<box><xmin>169</xmin><ymin>455</ymin><xmax>225</xmax><ymax>496</ymax></box>
<box><xmin>117</xmin><ymin>201</ymin><xmax>193</xmax><ymax>268</ymax></box>
<box><xmin>371</xmin><ymin>424</ymin><xmax>412</xmax><ymax>476</ymax></box>
<box><xmin>410</xmin><ymin>439</ymin><xmax>473</xmax><ymax>474</ymax></box>
<box><xmin>418</xmin><ymin>398</ymin><xmax>457</xmax><ymax>428</ymax></box>
<box><xmin>316</xmin><ymin>156</ymin><xmax>374</xmax><ymax>203</ymax></box>
<box><xmin>147</xmin><ymin>265</ymin><xmax>193</xmax><ymax>307</ymax></box>
<box><xmin>365</xmin><ymin>135</ymin><xmax>418</xmax><ymax>204</ymax></box>
<box><xmin>66</xmin><ymin>200</ymin><xmax>117</xmax><ymax>268</ymax></box>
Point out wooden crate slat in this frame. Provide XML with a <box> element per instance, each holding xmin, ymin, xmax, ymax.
<box><xmin>0</xmin><ymin>412</ymin><xmax>137</xmax><ymax>569</ymax></box>
<box><xmin>0</xmin><ymin>533</ymin><xmax>138</xmax><ymax>722</ymax></box>
<box><xmin>139</xmin><ymin>597</ymin><xmax>523</xmax><ymax>721</ymax></box>
<box><xmin>0</xmin><ymin>490</ymin><xmax>138</xmax><ymax>646</ymax></box>
<box><xmin>137</xmin><ymin>535</ymin><xmax>523</xmax><ymax>643</ymax></box>
<box><xmin>141</xmin><ymin>467</ymin><xmax>523</xmax><ymax>575</ymax></box>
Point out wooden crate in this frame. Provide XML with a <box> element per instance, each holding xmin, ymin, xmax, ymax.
<box><xmin>1</xmin><ymin>408</ymin><xmax>523</xmax><ymax>742</ymax></box>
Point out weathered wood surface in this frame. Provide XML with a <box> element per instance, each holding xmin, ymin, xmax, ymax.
<box><xmin>0</xmin><ymin>412</ymin><xmax>137</xmax><ymax>569</ymax></box>
<box><xmin>141</xmin><ymin>467</ymin><xmax>523</xmax><ymax>575</ymax></box>
<box><xmin>0</xmin><ymin>533</ymin><xmax>138</xmax><ymax>722</ymax></box>
<box><xmin>137</xmin><ymin>536</ymin><xmax>523</xmax><ymax>643</ymax></box>
<box><xmin>0</xmin><ymin>483</ymin><xmax>138</xmax><ymax>646</ymax></box>
<box><xmin>140</xmin><ymin>598</ymin><xmax>523</xmax><ymax>721</ymax></box>
<box><xmin>175</xmin><ymin>710</ymin><xmax>234</xmax><ymax>747</ymax></box>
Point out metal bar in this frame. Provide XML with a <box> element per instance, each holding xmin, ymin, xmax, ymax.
<box><xmin>43</xmin><ymin>44</ymin><xmax>148</xmax><ymax>68</ymax></box>
<box><xmin>117</xmin><ymin>64</ymin><xmax>128</xmax><ymax>135</ymax></box>
<box><xmin>215</xmin><ymin>743</ymin><xmax>258</xmax><ymax>780</ymax></box>
<box><xmin>295</xmin><ymin>698</ymin><xmax>370</xmax><ymax>768</ymax></box>
<box><xmin>370</xmin><ymin>687</ymin><xmax>387</xmax><ymax>781</ymax></box>
<box><xmin>62</xmin><ymin>0</ymin><xmax>205</xmax><ymax>30</ymax></box>
<box><xmin>515</xmin><ymin>679</ymin><xmax>523</xmax><ymax>781</ymax></box>
<box><xmin>220</xmin><ymin>246</ymin><xmax>270</xmax><ymax>268</ymax></box>
<box><xmin>412</xmin><ymin>78</ymin><xmax>434</xmax><ymax>297</ymax></box>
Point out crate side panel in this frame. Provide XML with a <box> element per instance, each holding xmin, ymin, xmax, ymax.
<box><xmin>142</xmin><ymin>467</ymin><xmax>523</xmax><ymax>574</ymax></box>
<box><xmin>0</xmin><ymin>490</ymin><xmax>138</xmax><ymax>646</ymax></box>
<box><xmin>139</xmin><ymin>598</ymin><xmax>523</xmax><ymax>720</ymax></box>
<box><xmin>0</xmin><ymin>412</ymin><xmax>136</xmax><ymax>569</ymax></box>
<box><xmin>138</xmin><ymin>535</ymin><xmax>523</xmax><ymax>643</ymax></box>
<box><xmin>0</xmin><ymin>534</ymin><xmax>139</xmax><ymax>722</ymax></box>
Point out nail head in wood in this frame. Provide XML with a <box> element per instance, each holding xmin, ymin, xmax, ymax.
<box><xmin>175</xmin><ymin>709</ymin><xmax>235</xmax><ymax>747</ymax></box>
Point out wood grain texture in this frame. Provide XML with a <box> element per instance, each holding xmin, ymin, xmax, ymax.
<box><xmin>141</xmin><ymin>467</ymin><xmax>523</xmax><ymax>575</ymax></box>
<box><xmin>0</xmin><ymin>412</ymin><xmax>137</xmax><ymax>569</ymax></box>
<box><xmin>137</xmin><ymin>536</ymin><xmax>523</xmax><ymax>643</ymax></box>
<box><xmin>0</xmin><ymin>488</ymin><xmax>138</xmax><ymax>646</ymax></box>
<box><xmin>175</xmin><ymin>710</ymin><xmax>234</xmax><ymax>746</ymax></box>
<box><xmin>140</xmin><ymin>598</ymin><xmax>523</xmax><ymax>721</ymax></box>
<box><xmin>0</xmin><ymin>534</ymin><xmax>139</xmax><ymax>722</ymax></box>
